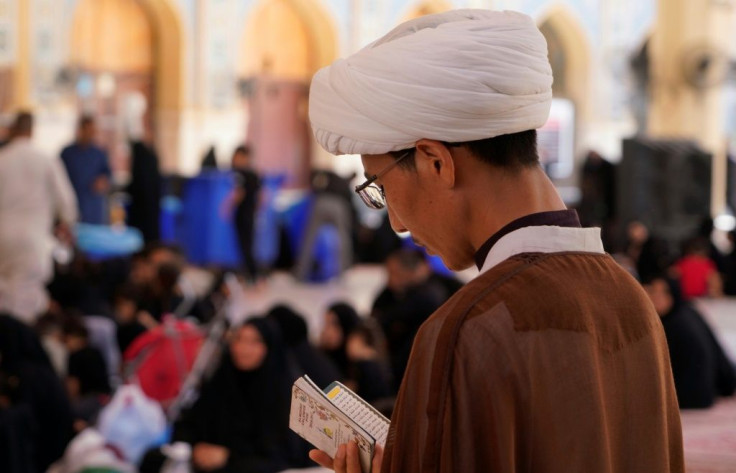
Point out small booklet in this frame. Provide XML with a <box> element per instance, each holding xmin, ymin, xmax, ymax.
<box><xmin>289</xmin><ymin>375</ymin><xmax>390</xmax><ymax>473</ymax></box>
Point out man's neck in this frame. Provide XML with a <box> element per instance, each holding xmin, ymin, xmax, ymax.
<box><xmin>466</xmin><ymin>166</ymin><xmax>567</xmax><ymax>252</ymax></box>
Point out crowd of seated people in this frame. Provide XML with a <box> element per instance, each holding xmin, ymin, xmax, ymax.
<box><xmin>3</xmin><ymin>204</ymin><xmax>736</xmax><ymax>473</ymax></box>
<box><xmin>0</xmin><ymin>241</ymin><xmax>463</xmax><ymax>473</ymax></box>
<box><xmin>642</xmin><ymin>275</ymin><xmax>736</xmax><ymax>408</ymax></box>
<box><xmin>615</xmin><ymin>219</ymin><xmax>736</xmax><ymax>409</ymax></box>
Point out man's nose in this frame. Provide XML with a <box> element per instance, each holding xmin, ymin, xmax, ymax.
<box><xmin>386</xmin><ymin>204</ymin><xmax>408</xmax><ymax>233</ymax></box>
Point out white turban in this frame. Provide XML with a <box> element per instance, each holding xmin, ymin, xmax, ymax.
<box><xmin>309</xmin><ymin>9</ymin><xmax>553</xmax><ymax>156</ymax></box>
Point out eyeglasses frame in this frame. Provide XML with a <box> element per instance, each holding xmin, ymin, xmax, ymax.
<box><xmin>354</xmin><ymin>149</ymin><xmax>413</xmax><ymax>209</ymax></box>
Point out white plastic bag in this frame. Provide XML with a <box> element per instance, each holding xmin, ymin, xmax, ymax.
<box><xmin>160</xmin><ymin>442</ymin><xmax>192</xmax><ymax>473</ymax></box>
<box><xmin>47</xmin><ymin>428</ymin><xmax>135</xmax><ymax>473</ymax></box>
<box><xmin>97</xmin><ymin>384</ymin><xmax>167</xmax><ymax>465</ymax></box>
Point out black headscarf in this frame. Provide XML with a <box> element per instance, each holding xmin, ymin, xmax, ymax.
<box><xmin>212</xmin><ymin>317</ymin><xmax>295</xmax><ymax>424</ymax></box>
<box><xmin>0</xmin><ymin>314</ymin><xmax>52</xmax><ymax>372</ymax></box>
<box><xmin>0</xmin><ymin>314</ymin><xmax>73</xmax><ymax>472</ymax></box>
<box><xmin>642</xmin><ymin>275</ymin><xmax>683</xmax><ymax>318</ymax></box>
<box><xmin>174</xmin><ymin>316</ymin><xmax>305</xmax><ymax>472</ymax></box>
<box><xmin>267</xmin><ymin>305</ymin><xmax>341</xmax><ymax>389</ymax></box>
<box><xmin>324</xmin><ymin>303</ymin><xmax>361</xmax><ymax>376</ymax></box>
<box><xmin>648</xmin><ymin>277</ymin><xmax>736</xmax><ymax>408</ymax></box>
<box><xmin>266</xmin><ymin>305</ymin><xmax>308</xmax><ymax>347</ymax></box>
<box><xmin>328</xmin><ymin>303</ymin><xmax>361</xmax><ymax>338</ymax></box>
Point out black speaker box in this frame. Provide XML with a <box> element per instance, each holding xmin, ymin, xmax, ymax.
<box><xmin>618</xmin><ymin>137</ymin><xmax>711</xmax><ymax>249</ymax></box>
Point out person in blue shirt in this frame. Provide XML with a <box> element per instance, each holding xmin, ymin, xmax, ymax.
<box><xmin>60</xmin><ymin>116</ymin><xmax>111</xmax><ymax>224</ymax></box>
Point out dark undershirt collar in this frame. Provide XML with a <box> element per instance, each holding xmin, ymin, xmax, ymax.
<box><xmin>473</xmin><ymin>210</ymin><xmax>581</xmax><ymax>270</ymax></box>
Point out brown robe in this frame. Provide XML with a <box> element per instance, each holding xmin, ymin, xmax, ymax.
<box><xmin>383</xmin><ymin>252</ymin><xmax>684</xmax><ymax>472</ymax></box>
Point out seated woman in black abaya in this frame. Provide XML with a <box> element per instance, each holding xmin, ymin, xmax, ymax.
<box><xmin>319</xmin><ymin>303</ymin><xmax>393</xmax><ymax>406</ymax></box>
<box><xmin>173</xmin><ymin>317</ymin><xmax>308</xmax><ymax>472</ymax></box>
<box><xmin>643</xmin><ymin>276</ymin><xmax>736</xmax><ymax>409</ymax></box>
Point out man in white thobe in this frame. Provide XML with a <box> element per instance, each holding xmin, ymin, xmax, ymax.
<box><xmin>0</xmin><ymin>112</ymin><xmax>78</xmax><ymax>324</ymax></box>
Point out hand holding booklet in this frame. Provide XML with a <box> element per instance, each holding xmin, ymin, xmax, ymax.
<box><xmin>289</xmin><ymin>375</ymin><xmax>390</xmax><ymax>473</ymax></box>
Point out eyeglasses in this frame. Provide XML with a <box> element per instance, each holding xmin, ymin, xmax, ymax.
<box><xmin>354</xmin><ymin>150</ymin><xmax>413</xmax><ymax>210</ymax></box>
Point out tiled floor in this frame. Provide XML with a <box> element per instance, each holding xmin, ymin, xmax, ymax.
<box><xmin>680</xmin><ymin>396</ymin><xmax>736</xmax><ymax>472</ymax></box>
<box><xmin>231</xmin><ymin>266</ymin><xmax>736</xmax><ymax>360</ymax></box>
<box><xmin>227</xmin><ymin>265</ymin><xmax>389</xmax><ymax>340</ymax></box>
<box><xmin>685</xmin><ymin>299</ymin><xmax>736</xmax><ymax>472</ymax></box>
<box><xmin>694</xmin><ymin>298</ymin><xmax>736</xmax><ymax>362</ymax></box>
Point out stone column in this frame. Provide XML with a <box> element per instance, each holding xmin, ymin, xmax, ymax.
<box><xmin>11</xmin><ymin>0</ymin><xmax>30</xmax><ymax>110</ymax></box>
<box><xmin>648</xmin><ymin>0</ymin><xmax>736</xmax><ymax>215</ymax></box>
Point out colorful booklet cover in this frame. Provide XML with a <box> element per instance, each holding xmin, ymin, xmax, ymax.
<box><xmin>289</xmin><ymin>375</ymin><xmax>390</xmax><ymax>473</ymax></box>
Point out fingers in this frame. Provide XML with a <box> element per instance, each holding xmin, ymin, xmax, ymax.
<box><xmin>346</xmin><ymin>440</ymin><xmax>362</xmax><ymax>473</ymax></box>
<box><xmin>309</xmin><ymin>441</ymin><xmax>375</xmax><ymax>473</ymax></box>
<box><xmin>334</xmin><ymin>443</ymin><xmax>348</xmax><ymax>472</ymax></box>
<box><xmin>372</xmin><ymin>444</ymin><xmax>384</xmax><ymax>473</ymax></box>
<box><xmin>309</xmin><ymin>449</ymin><xmax>335</xmax><ymax>469</ymax></box>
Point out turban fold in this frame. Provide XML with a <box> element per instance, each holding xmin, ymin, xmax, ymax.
<box><xmin>309</xmin><ymin>9</ymin><xmax>553</xmax><ymax>156</ymax></box>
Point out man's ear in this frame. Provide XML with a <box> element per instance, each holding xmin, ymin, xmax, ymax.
<box><xmin>415</xmin><ymin>139</ymin><xmax>456</xmax><ymax>188</ymax></box>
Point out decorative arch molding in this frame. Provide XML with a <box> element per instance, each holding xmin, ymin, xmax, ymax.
<box><xmin>403</xmin><ymin>0</ymin><xmax>454</xmax><ymax>21</ymax></box>
<box><xmin>71</xmin><ymin>0</ymin><xmax>153</xmax><ymax>73</ymax></box>
<box><xmin>536</xmin><ymin>4</ymin><xmax>591</xmax><ymax>120</ymax></box>
<box><xmin>136</xmin><ymin>0</ymin><xmax>185</xmax><ymax>111</ymax></box>
<box><xmin>72</xmin><ymin>0</ymin><xmax>185</xmax><ymax>110</ymax></box>
<box><xmin>138</xmin><ymin>0</ymin><xmax>185</xmax><ymax>171</ymax></box>
<box><xmin>69</xmin><ymin>0</ymin><xmax>185</xmax><ymax>171</ymax></box>
<box><xmin>287</xmin><ymin>0</ymin><xmax>338</xmax><ymax>74</ymax></box>
<box><xmin>239</xmin><ymin>0</ymin><xmax>339</xmax><ymax>187</ymax></box>
<box><xmin>240</xmin><ymin>0</ymin><xmax>338</xmax><ymax>81</ymax></box>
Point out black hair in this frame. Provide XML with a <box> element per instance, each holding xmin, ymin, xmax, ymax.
<box><xmin>78</xmin><ymin>114</ymin><xmax>95</xmax><ymax>128</ymax></box>
<box><xmin>113</xmin><ymin>284</ymin><xmax>141</xmax><ymax>304</ymax></box>
<box><xmin>640</xmin><ymin>273</ymin><xmax>683</xmax><ymax>316</ymax></box>
<box><xmin>34</xmin><ymin>312</ymin><xmax>64</xmax><ymax>336</ymax></box>
<box><xmin>11</xmin><ymin>111</ymin><xmax>33</xmax><ymax>135</ymax></box>
<box><xmin>681</xmin><ymin>237</ymin><xmax>710</xmax><ymax>257</ymax></box>
<box><xmin>349</xmin><ymin>320</ymin><xmax>383</xmax><ymax>350</ymax></box>
<box><xmin>387</xmin><ymin>248</ymin><xmax>427</xmax><ymax>271</ymax></box>
<box><xmin>390</xmin><ymin>129</ymin><xmax>539</xmax><ymax>171</ymax></box>
<box><xmin>146</xmin><ymin>241</ymin><xmax>185</xmax><ymax>258</ymax></box>
<box><xmin>234</xmin><ymin>145</ymin><xmax>251</xmax><ymax>156</ymax></box>
<box><xmin>0</xmin><ymin>371</ymin><xmax>21</xmax><ymax>405</ymax></box>
<box><xmin>157</xmin><ymin>262</ymin><xmax>181</xmax><ymax>292</ymax></box>
<box><xmin>389</xmin><ymin>148</ymin><xmax>418</xmax><ymax>170</ymax></box>
<box><xmin>266</xmin><ymin>304</ymin><xmax>308</xmax><ymax>347</ymax></box>
<box><xmin>326</xmin><ymin>302</ymin><xmax>361</xmax><ymax>339</ymax></box>
<box><xmin>62</xmin><ymin>316</ymin><xmax>89</xmax><ymax>340</ymax></box>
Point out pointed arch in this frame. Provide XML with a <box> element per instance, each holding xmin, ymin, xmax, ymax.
<box><xmin>137</xmin><ymin>0</ymin><xmax>185</xmax><ymax>111</ymax></box>
<box><xmin>240</xmin><ymin>0</ymin><xmax>338</xmax><ymax>81</ymax></box>
<box><xmin>71</xmin><ymin>0</ymin><xmax>184</xmax><ymax>110</ymax></box>
<box><xmin>536</xmin><ymin>4</ymin><xmax>591</xmax><ymax>119</ymax></box>
<box><xmin>403</xmin><ymin>0</ymin><xmax>454</xmax><ymax>21</ymax></box>
<box><xmin>71</xmin><ymin>0</ymin><xmax>153</xmax><ymax>73</ymax></box>
<box><xmin>239</xmin><ymin>0</ymin><xmax>339</xmax><ymax>186</ymax></box>
<box><xmin>70</xmin><ymin>0</ymin><xmax>185</xmax><ymax>171</ymax></box>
